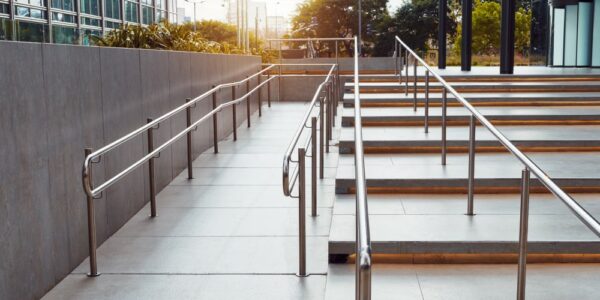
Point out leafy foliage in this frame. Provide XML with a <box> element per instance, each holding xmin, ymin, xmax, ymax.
<box><xmin>453</xmin><ymin>0</ymin><xmax>531</xmax><ymax>56</ymax></box>
<box><xmin>290</xmin><ymin>0</ymin><xmax>388</xmax><ymax>56</ymax></box>
<box><xmin>92</xmin><ymin>20</ymin><xmax>277</xmax><ymax>62</ymax></box>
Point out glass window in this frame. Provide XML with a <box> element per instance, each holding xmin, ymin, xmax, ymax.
<box><xmin>105</xmin><ymin>20</ymin><xmax>121</xmax><ymax>29</ymax></box>
<box><xmin>141</xmin><ymin>0</ymin><xmax>151</xmax><ymax>5</ymax></box>
<box><xmin>155</xmin><ymin>10</ymin><xmax>166</xmax><ymax>22</ymax></box>
<box><xmin>16</xmin><ymin>20</ymin><xmax>48</xmax><ymax>42</ymax></box>
<box><xmin>142</xmin><ymin>6</ymin><xmax>152</xmax><ymax>24</ymax></box>
<box><xmin>0</xmin><ymin>3</ymin><xmax>9</xmax><ymax>15</ymax></box>
<box><xmin>81</xmin><ymin>16</ymin><xmax>101</xmax><ymax>27</ymax></box>
<box><xmin>0</xmin><ymin>18</ymin><xmax>12</xmax><ymax>40</ymax></box>
<box><xmin>52</xmin><ymin>12</ymin><xmax>76</xmax><ymax>23</ymax></box>
<box><xmin>552</xmin><ymin>8</ymin><xmax>565</xmax><ymax>66</ymax></box>
<box><xmin>80</xmin><ymin>0</ymin><xmax>99</xmax><ymax>15</ymax></box>
<box><xmin>576</xmin><ymin>2</ymin><xmax>593</xmax><ymax>66</ymax></box>
<box><xmin>125</xmin><ymin>1</ymin><xmax>138</xmax><ymax>23</ymax></box>
<box><xmin>52</xmin><ymin>25</ymin><xmax>78</xmax><ymax>44</ymax></box>
<box><xmin>156</xmin><ymin>0</ymin><xmax>165</xmax><ymax>10</ymax></box>
<box><xmin>81</xmin><ymin>28</ymin><xmax>101</xmax><ymax>46</ymax></box>
<box><xmin>593</xmin><ymin>0</ymin><xmax>600</xmax><ymax>66</ymax></box>
<box><xmin>104</xmin><ymin>0</ymin><xmax>120</xmax><ymax>20</ymax></box>
<box><xmin>564</xmin><ymin>5</ymin><xmax>577</xmax><ymax>66</ymax></box>
<box><xmin>16</xmin><ymin>6</ymin><xmax>30</xmax><ymax>17</ymax></box>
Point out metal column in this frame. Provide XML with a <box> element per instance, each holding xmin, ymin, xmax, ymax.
<box><xmin>438</xmin><ymin>0</ymin><xmax>447</xmax><ymax>69</ymax></box>
<box><xmin>500</xmin><ymin>0</ymin><xmax>516</xmax><ymax>74</ymax></box>
<box><xmin>461</xmin><ymin>0</ymin><xmax>472</xmax><ymax>71</ymax></box>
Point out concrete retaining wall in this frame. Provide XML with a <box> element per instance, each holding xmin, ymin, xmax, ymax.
<box><xmin>0</xmin><ymin>41</ymin><xmax>261</xmax><ymax>300</ymax></box>
<box><xmin>279</xmin><ymin>57</ymin><xmax>395</xmax><ymax>101</ymax></box>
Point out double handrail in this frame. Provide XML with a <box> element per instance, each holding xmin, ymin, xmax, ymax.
<box><xmin>352</xmin><ymin>36</ymin><xmax>372</xmax><ymax>300</ymax></box>
<box><xmin>82</xmin><ymin>62</ymin><xmax>344</xmax><ymax>278</ymax></box>
<box><xmin>281</xmin><ymin>62</ymin><xmax>340</xmax><ymax>277</ymax></box>
<box><xmin>394</xmin><ymin>36</ymin><xmax>600</xmax><ymax>299</ymax></box>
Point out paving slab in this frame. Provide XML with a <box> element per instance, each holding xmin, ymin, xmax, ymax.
<box><xmin>44</xmin><ymin>274</ymin><xmax>327</xmax><ymax>300</ymax></box>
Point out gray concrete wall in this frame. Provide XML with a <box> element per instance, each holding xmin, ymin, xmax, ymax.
<box><xmin>0</xmin><ymin>41</ymin><xmax>260</xmax><ymax>300</ymax></box>
<box><xmin>278</xmin><ymin>57</ymin><xmax>395</xmax><ymax>101</ymax></box>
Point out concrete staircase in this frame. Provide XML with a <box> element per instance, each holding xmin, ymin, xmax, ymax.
<box><xmin>329</xmin><ymin>73</ymin><xmax>600</xmax><ymax>264</ymax></box>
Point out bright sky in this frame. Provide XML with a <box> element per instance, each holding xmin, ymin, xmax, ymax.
<box><xmin>184</xmin><ymin>0</ymin><xmax>407</xmax><ymax>24</ymax></box>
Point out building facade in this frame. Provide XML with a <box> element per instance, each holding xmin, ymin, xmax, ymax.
<box><xmin>549</xmin><ymin>0</ymin><xmax>600</xmax><ymax>67</ymax></box>
<box><xmin>0</xmin><ymin>0</ymin><xmax>176</xmax><ymax>44</ymax></box>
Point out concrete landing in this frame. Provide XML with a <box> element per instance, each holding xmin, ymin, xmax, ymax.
<box><xmin>335</xmin><ymin>153</ymin><xmax>600</xmax><ymax>193</ymax></box>
<box><xmin>341</xmin><ymin>106</ymin><xmax>600</xmax><ymax>126</ymax></box>
<box><xmin>338</xmin><ymin>125</ymin><xmax>600</xmax><ymax>153</ymax></box>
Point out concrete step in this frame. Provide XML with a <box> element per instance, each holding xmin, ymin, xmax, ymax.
<box><xmin>325</xmin><ymin>264</ymin><xmax>600</xmax><ymax>299</ymax></box>
<box><xmin>345</xmin><ymin>81</ymin><xmax>600</xmax><ymax>93</ymax></box>
<box><xmin>328</xmin><ymin>193</ymin><xmax>600</xmax><ymax>261</ymax></box>
<box><xmin>342</xmin><ymin>92</ymin><xmax>600</xmax><ymax>107</ymax></box>
<box><xmin>342</xmin><ymin>106</ymin><xmax>600</xmax><ymax>127</ymax></box>
<box><xmin>338</xmin><ymin>125</ymin><xmax>600</xmax><ymax>154</ymax></box>
<box><xmin>335</xmin><ymin>152</ymin><xmax>600</xmax><ymax>194</ymax></box>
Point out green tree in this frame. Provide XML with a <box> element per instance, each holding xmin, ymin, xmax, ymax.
<box><xmin>453</xmin><ymin>0</ymin><xmax>531</xmax><ymax>56</ymax></box>
<box><xmin>290</xmin><ymin>0</ymin><xmax>389</xmax><ymax>56</ymax></box>
<box><xmin>373</xmin><ymin>0</ymin><xmax>457</xmax><ymax>56</ymax></box>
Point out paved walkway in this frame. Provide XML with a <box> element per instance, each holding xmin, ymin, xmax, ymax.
<box><xmin>43</xmin><ymin>103</ymin><xmax>339</xmax><ymax>299</ymax></box>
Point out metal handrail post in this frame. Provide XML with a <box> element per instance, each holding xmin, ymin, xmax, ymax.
<box><xmin>467</xmin><ymin>115</ymin><xmax>476</xmax><ymax>215</ymax></box>
<box><xmin>311</xmin><ymin>117</ymin><xmax>318</xmax><ymax>217</ymax></box>
<box><xmin>258</xmin><ymin>74</ymin><xmax>262</xmax><ymax>117</ymax></box>
<box><xmin>246</xmin><ymin>76</ymin><xmax>251</xmax><ymax>127</ymax></box>
<box><xmin>278</xmin><ymin>65</ymin><xmax>282</xmax><ymax>101</ymax></box>
<box><xmin>319</xmin><ymin>96</ymin><xmax>325</xmax><ymax>179</ymax></box>
<box><xmin>147</xmin><ymin>118</ymin><xmax>157</xmax><ymax>217</ymax></box>
<box><xmin>232</xmin><ymin>86</ymin><xmax>237</xmax><ymax>141</ymax></box>
<box><xmin>394</xmin><ymin>41</ymin><xmax>398</xmax><ymax>75</ymax></box>
<box><xmin>212</xmin><ymin>88</ymin><xmax>219</xmax><ymax>153</ymax></box>
<box><xmin>84</xmin><ymin>148</ymin><xmax>100</xmax><ymax>277</ymax></box>
<box><xmin>335</xmin><ymin>40</ymin><xmax>339</xmax><ymax>66</ymax></box>
<box><xmin>330</xmin><ymin>82</ymin><xmax>336</xmax><ymax>128</ymax></box>
<box><xmin>517</xmin><ymin>168</ymin><xmax>531</xmax><ymax>300</ymax></box>
<box><xmin>399</xmin><ymin>47</ymin><xmax>404</xmax><ymax>83</ymax></box>
<box><xmin>267</xmin><ymin>73</ymin><xmax>272</xmax><ymax>107</ymax></box>
<box><xmin>441</xmin><ymin>88</ymin><xmax>447</xmax><ymax>165</ymax></box>
<box><xmin>326</xmin><ymin>87</ymin><xmax>331</xmax><ymax>153</ymax></box>
<box><xmin>424</xmin><ymin>71</ymin><xmax>430</xmax><ymax>133</ymax></box>
<box><xmin>298</xmin><ymin>147</ymin><xmax>307</xmax><ymax>277</ymax></box>
<box><xmin>185</xmin><ymin>99</ymin><xmax>193</xmax><ymax>179</ymax></box>
<box><xmin>405</xmin><ymin>52</ymin><xmax>409</xmax><ymax>95</ymax></box>
<box><xmin>413</xmin><ymin>58</ymin><xmax>417</xmax><ymax>111</ymax></box>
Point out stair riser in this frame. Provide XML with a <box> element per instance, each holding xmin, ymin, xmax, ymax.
<box><xmin>341</xmin><ymin>118</ymin><xmax>600</xmax><ymax>127</ymax></box>
<box><xmin>328</xmin><ymin>251</ymin><xmax>600</xmax><ymax>264</ymax></box>
<box><xmin>344</xmin><ymin>101</ymin><xmax>600</xmax><ymax>108</ymax></box>
<box><xmin>346</xmin><ymin>87</ymin><xmax>600</xmax><ymax>93</ymax></box>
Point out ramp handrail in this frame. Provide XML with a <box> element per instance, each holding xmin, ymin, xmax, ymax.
<box><xmin>281</xmin><ymin>62</ymin><xmax>339</xmax><ymax>277</ymax></box>
<box><xmin>394</xmin><ymin>35</ymin><xmax>600</xmax><ymax>300</ymax></box>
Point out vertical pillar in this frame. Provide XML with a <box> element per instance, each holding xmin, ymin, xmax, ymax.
<box><xmin>461</xmin><ymin>0</ymin><xmax>472</xmax><ymax>71</ymax></box>
<box><xmin>438</xmin><ymin>0</ymin><xmax>447</xmax><ymax>69</ymax></box>
<box><xmin>500</xmin><ymin>0</ymin><xmax>516</xmax><ymax>74</ymax></box>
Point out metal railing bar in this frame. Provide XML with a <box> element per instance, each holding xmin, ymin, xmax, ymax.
<box><xmin>282</xmin><ymin>64</ymin><xmax>337</xmax><ymax>196</ymax></box>
<box><xmin>267</xmin><ymin>37</ymin><xmax>355</xmax><ymax>42</ymax></box>
<box><xmin>353</xmin><ymin>35</ymin><xmax>372</xmax><ymax>300</ymax></box>
<box><xmin>394</xmin><ymin>36</ymin><xmax>600</xmax><ymax>237</ymax></box>
<box><xmin>87</xmin><ymin>75</ymin><xmax>277</xmax><ymax>197</ymax></box>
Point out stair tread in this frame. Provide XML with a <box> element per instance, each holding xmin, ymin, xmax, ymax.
<box><xmin>345</xmin><ymin>81</ymin><xmax>600</xmax><ymax>88</ymax></box>
<box><xmin>338</xmin><ymin>125</ymin><xmax>600</xmax><ymax>143</ymax></box>
<box><xmin>335</xmin><ymin>152</ymin><xmax>600</xmax><ymax>180</ymax></box>
<box><xmin>343</xmin><ymin>92</ymin><xmax>600</xmax><ymax>101</ymax></box>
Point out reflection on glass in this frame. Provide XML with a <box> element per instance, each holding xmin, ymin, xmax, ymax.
<box><xmin>593</xmin><ymin>0</ymin><xmax>600</xmax><ymax>66</ymax></box>
<box><xmin>576</xmin><ymin>2</ymin><xmax>592</xmax><ymax>66</ymax></box>
<box><xmin>564</xmin><ymin>5</ymin><xmax>577</xmax><ymax>66</ymax></box>
<box><xmin>553</xmin><ymin>8</ymin><xmax>565</xmax><ymax>66</ymax></box>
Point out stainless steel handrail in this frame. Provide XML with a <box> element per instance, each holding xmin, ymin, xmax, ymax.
<box><xmin>394</xmin><ymin>36</ymin><xmax>600</xmax><ymax>299</ymax></box>
<box><xmin>281</xmin><ymin>63</ymin><xmax>339</xmax><ymax>277</ymax></box>
<box><xmin>282</xmin><ymin>63</ymin><xmax>337</xmax><ymax>195</ymax></box>
<box><xmin>353</xmin><ymin>36</ymin><xmax>372</xmax><ymax>300</ymax></box>
<box><xmin>82</xmin><ymin>64</ymin><xmax>276</xmax><ymax>199</ymax></box>
<box><xmin>82</xmin><ymin>63</ymin><xmax>341</xmax><ymax>277</ymax></box>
